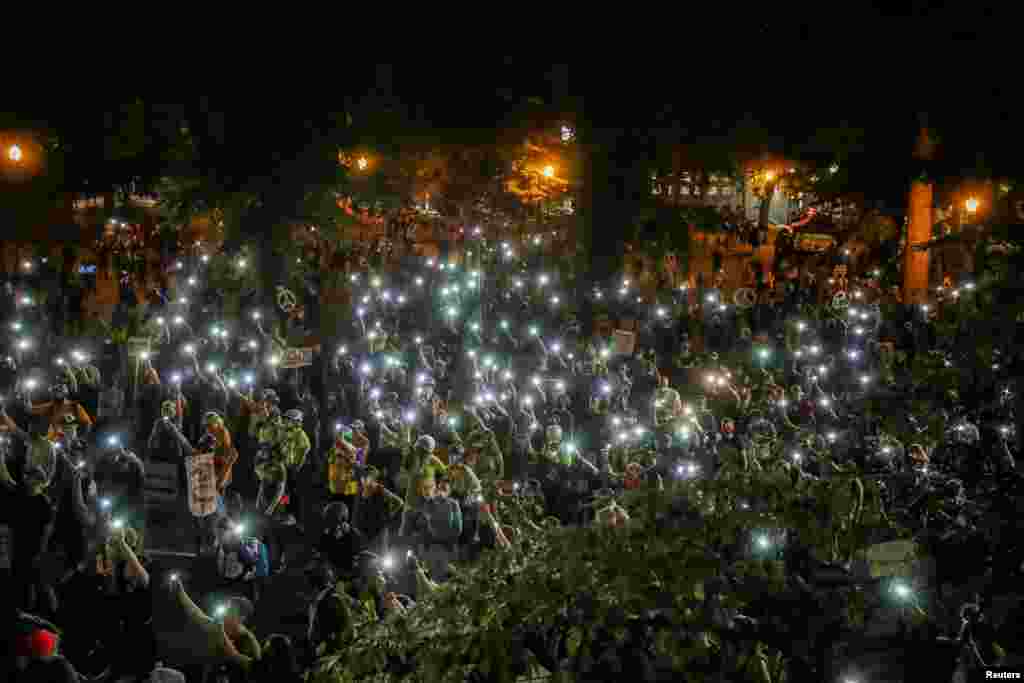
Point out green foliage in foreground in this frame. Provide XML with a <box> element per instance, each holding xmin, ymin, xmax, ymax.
<box><xmin>308</xmin><ymin>447</ymin><xmax>903</xmax><ymax>683</ymax></box>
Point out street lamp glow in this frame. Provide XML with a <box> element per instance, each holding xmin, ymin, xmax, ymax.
<box><xmin>542</xmin><ymin>165</ymin><xmax>555</xmax><ymax>178</ymax></box>
<box><xmin>357</xmin><ymin>156</ymin><xmax>368</xmax><ymax>171</ymax></box>
<box><xmin>965</xmin><ymin>197</ymin><xmax>979</xmax><ymax>213</ymax></box>
<box><xmin>8</xmin><ymin>144</ymin><xmax>23</xmax><ymax>162</ymax></box>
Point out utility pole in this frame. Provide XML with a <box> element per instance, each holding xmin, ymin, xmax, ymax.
<box><xmin>902</xmin><ymin>118</ymin><xmax>935</xmax><ymax>305</ymax></box>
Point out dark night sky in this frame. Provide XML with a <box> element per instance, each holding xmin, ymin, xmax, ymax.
<box><xmin>3</xmin><ymin>4</ymin><xmax>1018</xmax><ymax>197</ymax></box>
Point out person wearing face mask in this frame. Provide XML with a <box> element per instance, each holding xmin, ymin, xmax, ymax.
<box><xmin>325</xmin><ymin>425</ymin><xmax>365</xmax><ymax>516</ymax></box>
<box><xmin>314</xmin><ymin>502</ymin><xmax>365</xmax><ymax>579</ymax></box>
<box><xmin>397</xmin><ymin>435</ymin><xmax>447</xmax><ymax>535</ymax></box>
<box><xmin>410</xmin><ymin>475</ymin><xmax>461</xmax><ymax>584</ymax></box>
<box><xmin>148</xmin><ymin>399</ymin><xmax>188</xmax><ymax>502</ymax></box>
<box><xmin>279</xmin><ymin>409</ymin><xmax>311</xmax><ymax>528</ymax></box>
<box><xmin>214</xmin><ymin>516</ymin><xmax>270</xmax><ymax>603</ymax></box>
<box><xmin>10</xmin><ymin>462</ymin><xmax>57</xmax><ymax>616</ymax></box>
<box><xmin>460</xmin><ymin>409</ymin><xmax>504</xmax><ymax>482</ymax></box>
<box><xmin>0</xmin><ymin>410</ymin><xmax>59</xmax><ymax>495</ymax></box>
<box><xmin>203</xmin><ymin>412</ymin><xmax>239</xmax><ymax>499</ymax></box>
<box><xmin>93</xmin><ymin>441</ymin><xmax>147</xmax><ymax>551</ymax></box>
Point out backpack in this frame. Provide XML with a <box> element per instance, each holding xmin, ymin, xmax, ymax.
<box><xmin>238</xmin><ymin>537</ymin><xmax>271</xmax><ymax>578</ymax></box>
<box><xmin>218</xmin><ymin>538</ymin><xmax>270</xmax><ymax>580</ymax></box>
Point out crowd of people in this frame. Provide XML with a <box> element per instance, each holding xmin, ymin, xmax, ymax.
<box><xmin>0</xmin><ymin>232</ymin><xmax>1021</xmax><ymax>682</ymax></box>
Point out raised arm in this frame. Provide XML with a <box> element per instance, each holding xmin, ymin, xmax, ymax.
<box><xmin>174</xmin><ymin>580</ymin><xmax>214</xmax><ymax>627</ymax></box>
<box><xmin>71</xmin><ymin>469</ymin><xmax>96</xmax><ymax>527</ymax></box>
<box><xmin>0</xmin><ymin>413</ymin><xmax>32</xmax><ymax>447</ymax></box>
<box><xmin>164</xmin><ymin>421</ymin><xmax>196</xmax><ymax>456</ymax></box>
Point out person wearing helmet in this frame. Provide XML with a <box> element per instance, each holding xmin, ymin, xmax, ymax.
<box><xmin>28</xmin><ymin>382</ymin><xmax>93</xmax><ymax>443</ymax></box>
<box><xmin>354</xmin><ymin>466</ymin><xmax>405</xmax><ymax>554</ymax></box>
<box><xmin>231</xmin><ymin>385</ymin><xmax>280</xmax><ymax>442</ymax></box>
<box><xmin>460</xmin><ymin>409</ymin><xmax>504</xmax><ymax>481</ymax></box>
<box><xmin>531</xmin><ymin>423</ymin><xmax>564</xmax><ymax>467</ymax></box>
<box><xmin>280</xmin><ymin>409</ymin><xmax>311</xmax><ymax>527</ymax></box>
<box><xmin>326</xmin><ymin>425</ymin><xmax>367</xmax><ymax>514</ymax></box>
<box><xmin>203</xmin><ymin>412</ymin><xmax>239</xmax><ymax>495</ymax></box>
<box><xmin>1</xmin><ymin>408</ymin><xmax>59</xmax><ymax>494</ymax></box>
<box><xmin>397</xmin><ymin>435</ymin><xmax>447</xmax><ymax>535</ymax></box>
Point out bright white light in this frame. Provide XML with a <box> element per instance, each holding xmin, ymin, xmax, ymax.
<box><xmin>797</xmin><ymin>322</ymin><xmax>806</xmax><ymax>332</ymax></box>
<box><xmin>756</xmin><ymin>535</ymin><xmax>771</xmax><ymax>549</ymax></box>
<box><xmin>892</xmin><ymin>582</ymin><xmax>912</xmax><ymax>600</ymax></box>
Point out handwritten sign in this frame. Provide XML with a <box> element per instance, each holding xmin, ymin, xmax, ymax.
<box><xmin>280</xmin><ymin>347</ymin><xmax>314</xmax><ymax>369</ymax></box>
<box><xmin>185</xmin><ymin>453</ymin><xmax>217</xmax><ymax>517</ymax></box>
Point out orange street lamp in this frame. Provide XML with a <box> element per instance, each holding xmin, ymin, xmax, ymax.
<box><xmin>357</xmin><ymin>156</ymin><xmax>368</xmax><ymax>171</ymax></box>
<box><xmin>965</xmin><ymin>197</ymin><xmax>979</xmax><ymax>213</ymax></box>
<box><xmin>7</xmin><ymin>144</ymin><xmax>22</xmax><ymax>163</ymax></box>
<box><xmin>542</xmin><ymin>165</ymin><xmax>555</xmax><ymax>179</ymax></box>
<box><xmin>764</xmin><ymin>170</ymin><xmax>776</xmax><ymax>182</ymax></box>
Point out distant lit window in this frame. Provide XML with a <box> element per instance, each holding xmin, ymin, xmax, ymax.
<box><xmin>561</xmin><ymin>125</ymin><xmax>575</xmax><ymax>143</ymax></box>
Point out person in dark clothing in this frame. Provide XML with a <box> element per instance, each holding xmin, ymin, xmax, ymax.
<box><xmin>93</xmin><ymin>443</ymin><xmax>146</xmax><ymax>550</ymax></box>
<box><xmin>314</xmin><ymin>502</ymin><xmax>365</xmax><ymax>579</ymax></box>
<box><xmin>8</xmin><ymin>463</ymin><xmax>57</xmax><ymax>617</ymax></box>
